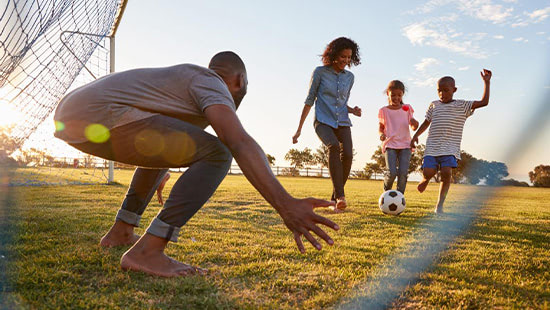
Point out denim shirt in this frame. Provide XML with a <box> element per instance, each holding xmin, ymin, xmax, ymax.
<box><xmin>305</xmin><ymin>65</ymin><xmax>355</xmax><ymax>128</ymax></box>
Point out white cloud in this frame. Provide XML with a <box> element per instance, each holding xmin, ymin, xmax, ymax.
<box><xmin>526</xmin><ymin>6</ymin><xmax>550</xmax><ymax>23</ymax></box>
<box><xmin>409</xmin><ymin>56</ymin><xmax>444</xmax><ymax>88</ymax></box>
<box><xmin>545</xmin><ymin>86</ymin><xmax>550</xmax><ymax>89</ymax></box>
<box><xmin>415</xmin><ymin>58</ymin><xmax>440</xmax><ymax>71</ymax></box>
<box><xmin>403</xmin><ymin>22</ymin><xmax>489</xmax><ymax>59</ymax></box>
<box><xmin>403</xmin><ymin>23</ymin><xmax>437</xmax><ymax>45</ymax></box>
<box><xmin>511</xmin><ymin>20</ymin><xmax>529</xmax><ymax>27</ymax></box>
<box><xmin>409</xmin><ymin>0</ymin><xmax>514</xmax><ymax>24</ymax></box>
<box><xmin>458</xmin><ymin>66</ymin><xmax>470</xmax><ymax>71</ymax></box>
<box><xmin>471</xmin><ymin>32</ymin><xmax>488</xmax><ymax>40</ymax></box>
<box><xmin>407</xmin><ymin>0</ymin><xmax>453</xmax><ymax>14</ymax></box>
<box><xmin>512</xmin><ymin>7</ymin><xmax>550</xmax><ymax>27</ymax></box>
<box><xmin>513</xmin><ymin>37</ymin><xmax>528</xmax><ymax>42</ymax></box>
<box><xmin>408</xmin><ymin>76</ymin><xmax>440</xmax><ymax>88</ymax></box>
<box><xmin>457</xmin><ymin>1</ymin><xmax>514</xmax><ymax>24</ymax></box>
<box><xmin>493</xmin><ymin>35</ymin><xmax>504</xmax><ymax>39</ymax></box>
<box><xmin>537</xmin><ymin>32</ymin><xmax>546</xmax><ymax>35</ymax></box>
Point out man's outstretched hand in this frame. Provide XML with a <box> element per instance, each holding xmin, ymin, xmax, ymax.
<box><xmin>278</xmin><ymin>198</ymin><xmax>340</xmax><ymax>253</ymax></box>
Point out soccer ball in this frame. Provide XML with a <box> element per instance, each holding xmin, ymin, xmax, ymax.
<box><xmin>378</xmin><ymin>190</ymin><xmax>406</xmax><ymax>215</ymax></box>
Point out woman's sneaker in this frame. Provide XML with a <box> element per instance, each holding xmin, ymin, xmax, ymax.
<box><xmin>336</xmin><ymin>197</ymin><xmax>347</xmax><ymax>210</ymax></box>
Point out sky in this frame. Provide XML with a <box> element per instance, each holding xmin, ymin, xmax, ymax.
<box><xmin>4</xmin><ymin>0</ymin><xmax>549</xmax><ymax>182</ymax></box>
<box><xmin>110</xmin><ymin>0</ymin><xmax>550</xmax><ymax>183</ymax></box>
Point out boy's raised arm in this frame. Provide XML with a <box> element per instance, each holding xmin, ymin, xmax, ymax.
<box><xmin>472</xmin><ymin>69</ymin><xmax>492</xmax><ymax>110</ymax></box>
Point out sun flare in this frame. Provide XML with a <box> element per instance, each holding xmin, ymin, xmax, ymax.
<box><xmin>0</xmin><ymin>100</ymin><xmax>22</xmax><ymax>127</ymax></box>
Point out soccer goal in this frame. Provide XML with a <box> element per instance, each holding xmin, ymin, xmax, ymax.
<box><xmin>0</xmin><ymin>0</ymin><xmax>128</xmax><ymax>185</ymax></box>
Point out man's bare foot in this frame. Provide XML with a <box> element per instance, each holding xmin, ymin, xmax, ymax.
<box><xmin>100</xmin><ymin>221</ymin><xmax>140</xmax><ymax>248</ymax></box>
<box><xmin>101</xmin><ymin>233</ymin><xmax>140</xmax><ymax>248</ymax></box>
<box><xmin>120</xmin><ymin>235</ymin><xmax>207</xmax><ymax>277</ymax></box>
<box><xmin>434</xmin><ymin>206</ymin><xmax>444</xmax><ymax>214</ymax></box>
<box><xmin>417</xmin><ymin>179</ymin><xmax>429</xmax><ymax>193</ymax></box>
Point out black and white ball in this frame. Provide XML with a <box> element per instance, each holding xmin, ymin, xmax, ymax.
<box><xmin>378</xmin><ymin>190</ymin><xmax>406</xmax><ymax>215</ymax></box>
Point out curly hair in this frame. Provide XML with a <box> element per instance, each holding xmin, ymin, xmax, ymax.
<box><xmin>321</xmin><ymin>37</ymin><xmax>361</xmax><ymax>67</ymax></box>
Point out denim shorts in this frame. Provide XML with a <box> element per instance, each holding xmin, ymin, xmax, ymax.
<box><xmin>422</xmin><ymin>155</ymin><xmax>458</xmax><ymax>169</ymax></box>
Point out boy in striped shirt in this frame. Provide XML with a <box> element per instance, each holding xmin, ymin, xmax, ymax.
<box><xmin>410</xmin><ymin>69</ymin><xmax>492</xmax><ymax>213</ymax></box>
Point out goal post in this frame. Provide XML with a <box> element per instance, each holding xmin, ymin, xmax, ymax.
<box><xmin>107</xmin><ymin>0</ymin><xmax>128</xmax><ymax>184</ymax></box>
<box><xmin>0</xmin><ymin>0</ymin><xmax>129</xmax><ymax>186</ymax></box>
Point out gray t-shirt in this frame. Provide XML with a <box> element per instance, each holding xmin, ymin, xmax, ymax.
<box><xmin>54</xmin><ymin>64</ymin><xmax>235</xmax><ymax>143</ymax></box>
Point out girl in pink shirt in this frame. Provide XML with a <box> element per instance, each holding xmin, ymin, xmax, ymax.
<box><xmin>378</xmin><ymin>80</ymin><xmax>419</xmax><ymax>193</ymax></box>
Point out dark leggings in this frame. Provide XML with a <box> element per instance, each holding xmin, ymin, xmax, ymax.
<box><xmin>314</xmin><ymin>121</ymin><xmax>353</xmax><ymax>199</ymax></box>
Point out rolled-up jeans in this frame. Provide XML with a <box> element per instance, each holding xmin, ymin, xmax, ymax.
<box><xmin>68</xmin><ymin>115</ymin><xmax>232</xmax><ymax>242</ymax></box>
<box><xmin>384</xmin><ymin>148</ymin><xmax>412</xmax><ymax>194</ymax></box>
<box><xmin>314</xmin><ymin>121</ymin><xmax>353</xmax><ymax>199</ymax></box>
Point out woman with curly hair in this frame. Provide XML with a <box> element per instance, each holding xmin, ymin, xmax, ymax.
<box><xmin>292</xmin><ymin>37</ymin><xmax>362</xmax><ymax>212</ymax></box>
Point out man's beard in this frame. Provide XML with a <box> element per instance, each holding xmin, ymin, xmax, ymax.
<box><xmin>233</xmin><ymin>88</ymin><xmax>246</xmax><ymax>109</ymax></box>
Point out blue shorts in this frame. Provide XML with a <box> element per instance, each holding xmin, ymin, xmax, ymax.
<box><xmin>422</xmin><ymin>155</ymin><xmax>458</xmax><ymax>169</ymax></box>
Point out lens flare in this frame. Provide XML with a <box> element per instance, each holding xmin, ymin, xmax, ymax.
<box><xmin>162</xmin><ymin>132</ymin><xmax>196</xmax><ymax>165</ymax></box>
<box><xmin>84</xmin><ymin>124</ymin><xmax>110</xmax><ymax>143</ymax></box>
<box><xmin>134</xmin><ymin>129</ymin><xmax>165</xmax><ymax>157</ymax></box>
<box><xmin>54</xmin><ymin>121</ymin><xmax>65</xmax><ymax>132</ymax></box>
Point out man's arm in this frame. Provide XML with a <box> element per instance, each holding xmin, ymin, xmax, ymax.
<box><xmin>471</xmin><ymin>69</ymin><xmax>492</xmax><ymax>110</ymax></box>
<box><xmin>410</xmin><ymin>119</ymin><xmax>431</xmax><ymax>148</ymax></box>
<box><xmin>205</xmin><ymin>104</ymin><xmax>339</xmax><ymax>253</ymax></box>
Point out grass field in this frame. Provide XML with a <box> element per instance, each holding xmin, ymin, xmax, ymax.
<box><xmin>1</xmin><ymin>171</ymin><xmax>549</xmax><ymax>309</ymax></box>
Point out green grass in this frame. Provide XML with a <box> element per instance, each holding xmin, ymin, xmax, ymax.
<box><xmin>6</xmin><ymin>167</ymin><xmax>109</xmax><ymax>185</ymax></box>
<box><xmin>2</xmin><ymin>171</ymin><xmax>549</xmax><ymax>309</ymax></box>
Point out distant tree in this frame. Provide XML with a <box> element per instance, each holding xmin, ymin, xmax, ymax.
<box><xmin>314</xmin><ymin>144</ymin><xmax>357</xmax><ymax>168</ymax></box>
<box><xmin>0</xmin><ymin>125</ymin><xmax>19</xmax><ymax>154</ymax></box>
<box><xmin>483</xmin><ymin>161</ymin><xmax>509</xmax><ymax>186</ymax></box>
<box><xmin>529</xmin><ymin>165</ymin><xmax>550</xmax><ymax>188</ymax></box>
<box><xmin>464</xmin><ymin>158</ymin><xmax>508</xmax><ymax>185</ymax></box>
<box><xmin>284</xmin><ymin>147</ymin><xmax>315</xmax><ymax>169</ymax></box>
<box><xmin>314</xmin><ymin>144</ymin><xmax>329</xmax><ymax>168</ymax></box>
<box><xmin>83</xmin><ymin>154</ymin><xmax>96</xmax><ymax>168</ymax></box>
<box><xmin>351</xmin><ymin>170</ymin><xmax>370</xmax><ymax>179</ymax></box>
<box><xmin>285</xmin><ymin>149</ymin><xmax>303</xmax><ymax>169</ymax></box>
<box><xmin>281</xmin><ymin>167</ymin><xmax>300</xmax><ymax>177</ymax></box>
<box><xmin>409</xmin><ymin>144</ymin><xmax>425</xmax><ymax>174</ymax></box>
<box><xmin>371</xmin><ymin>144</ymin><xmax>424</xmax><ymax>174</ymax></box>
<box><xmin>498</xmin><ymin>179</ymin><xmax>529</xmax><ymax>187</ymax></box>
<box><xmin>371</xmin><ymin>146</ymin><xmax>385</xmax><ymax>168</ymax></box>
<box><xmin>455</xmin><ymin>151</ymin><xmax>476</xmax><ymax>184</ymax></box>
<box><xmin>368</xmin><ymin>144</ymin><xmax>509</xmax><ymax>185</ymax></box>
<box><xmin>0</xmin><ymin>125</ymin><xmax>19</xmax><ymax>166</ymax></box>
<box><xmin>363</xmin><ymin>162</ymin><xmax>384</xmax><ymax>180</ymax></box>
<box><xmin>266</xmin><ymin>154</ymin><xmax>276</xmax><ymax>166</ymax></box>
<box><xmin>16</xmin><ymin>147</ymin><xmax>54</xmax><ymax>167</ymax></box>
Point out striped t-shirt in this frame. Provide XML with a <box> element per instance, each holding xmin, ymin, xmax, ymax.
<box><xmin>424</xmin><ymin>99</ymin><xmax>474</xmax><ymax>160</ymax></box>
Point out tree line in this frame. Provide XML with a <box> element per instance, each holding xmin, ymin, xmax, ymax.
<box><xmin>1</xmin><ymin>126</ymin><xmax>549</xmax><ymax>187</ymax></box>
<box><xmin>266</xmin><ymin>144</ymin><xmax>548</xmax><ymax>187</ymax></box>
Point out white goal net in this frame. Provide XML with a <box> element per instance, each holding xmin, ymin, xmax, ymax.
<box><xmin>0</xmin><ymin>0</ymin><xmax>127</xmax><ymax>185</ymax></box>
